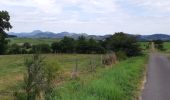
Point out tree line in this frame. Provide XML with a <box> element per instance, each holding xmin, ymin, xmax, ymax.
<box><xmin>6</xmin><ymin>33</ymin><xmax>141</xmax><ymax>56</ymax></box>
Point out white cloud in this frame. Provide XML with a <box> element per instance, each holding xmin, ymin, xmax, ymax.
<box><xmin>0</xmin><ymin>0</ymin><xmax>170</xmax><ymax>34</ymax></box>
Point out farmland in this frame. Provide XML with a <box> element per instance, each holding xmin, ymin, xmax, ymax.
<box><xmin>7</xmin><ymin>38</ymin><xmax>59</xmax><ymax>45</ymax></box>
<box><xmin>0</xmin><ymin>53</ymin><xmax>147</xmax><ymax>99</ymax></box>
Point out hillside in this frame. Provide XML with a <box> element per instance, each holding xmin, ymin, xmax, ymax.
<box><xmin>9</xmin><ymin>30</ymin><xmax>170</xmax><ymax>41</ymax></box>
<box><xmin>9</xmin><ymin>30</ymin><xmax>110</xmax><ymax>40</ymax></box>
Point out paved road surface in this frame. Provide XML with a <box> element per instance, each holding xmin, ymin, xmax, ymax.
<box><xmin>142</xmin><ymin>53</ymin><xmax>170</xmax><ymax>100</ymax></box>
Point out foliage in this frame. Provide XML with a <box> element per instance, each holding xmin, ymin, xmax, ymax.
<box><xmin>22</xmin><ymin>42</ymin><xmax>32</xmax><ymax>49</ymax></box>
<box><xmin>104</xmin><ymin>32</ymin><xmax>141</xmax><ymax>57</ymax></box>
<box><xmin>6</xmin><ymin>32</ymin><xmax>141</xmax><ymax>56</ymax></box>
<box><xmin>102</xmin><ymin>53</ymin><xmax>117</xmax><ymax>65</ymax></box>
<box><xmin>0</xmin><ymin>11</ymin><xmax>12</xmax><ymax>54</ymax></box>
<box><xmin>116</xmin><ymin>51</ymin><xmax>127</xmax><ymax>61</ymax></box>
<box><xmin>153</xmin><ymin>40</ymin><xmax>165</xmax><ymax>51</ymax></box>
<box><xmin>24</xmin><ymin>53</ymin><xmax>59</xmax><ymax>100</ymax></box>
<box><xmin>32</xmin><ymin>44</ymin><xmax>51</xmax><ymax>53</ymax></box>
<box><xmin>51</xmin><ymin>36</ymin><xmax>106</xmax><ymax>54</ymax></box>
<box><xmin>60</xmin><ymin>37</ymin><xmax>76</xmax><ymax>53</ymax></box>
<box><xmin>51</xmin><ymin>42</ymin><xmax>61</xmax><ymax>53</ymax></box>
<box><xmin>8</xmin><ymin>43</ymin><xmax>21</xmax><ymax>54</ymax></box>
<box><xmin>76</xmin><ymin>36</ymin><xmax>89</xmax><ymax>53</ymax></box>
<box><xmin>24</xmin><ymin>53</ymin><xmax>46</xmax><ymax>100</ymax></box>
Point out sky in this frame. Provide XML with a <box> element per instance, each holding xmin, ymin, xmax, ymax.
<box><xmin>1</xmin><ymin>0</ymin><xmax>170</xmax><ymax>35</ymax></box>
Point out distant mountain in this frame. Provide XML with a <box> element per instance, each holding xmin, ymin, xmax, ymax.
<box><xmin>137</xmin><ymin>34</ymin><xmax>170</xmax><ymax>41</ymax></box>
<box><xmin>8</xmin><ymin>30</ymin><xmax>108</xmax><ymax>40</ymax></box>
<box><xmin>8</xmin><ymin>31</ymin><xmax>170</xmax><ymax>41</ymax></box>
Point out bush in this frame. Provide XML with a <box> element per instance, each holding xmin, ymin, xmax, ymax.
<box><xmin>8</xmin><ymin>44</ymin><xmax>21</xmax><ymax>54</ymax></box>
<box><xmin>23</xmin><ymin>53</ymin><xmax>59</xmax><ymax>100</ymax></box>
<box><xmin>51</xmin><ymin>42</ymin><xmax>61</xmax><ymax>53</ymax></box>
<box><xmin>22</xmin><ymin>42</ymin><xmax>31</xmax><ymax>49</ymax></box>
<box><xmin>116</xmin><ymin>51</ymin><xmax>127</xmax><ymax>61</ymax></box>
<box><xmin>32</xmin><ymin>44</ymin><xmax>51</xmax><ymax>53</ymax></box>
<box><xmin>102</xmin><ymin>53</ymin><xmax>117</xmax><ymax>66</ymax></box>
<box><xmin>153</xmin><ymin>40</ymin><xmax>165</xmax><ymax>51</ymax></box>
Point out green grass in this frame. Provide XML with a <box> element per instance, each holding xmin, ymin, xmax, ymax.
<box><xmin>0</xmin><ymin>54</ymin><xmax>147</xmax><ymax>100</ymax></box>
<box><xmin>0</xmin><ymin>54</ymin><xmax>102</xmax><ymax>91</ymax></box>
<box><xmin>164</xmin><ymin>42</ymin><xmax>170</xmax><ymax>50</ymax></box>
<box><xmin>7</xmin><ymin>38</ymin><xmax>60</xmax><ymax>45</ymax></box>
<box><xmin>52</xmin><ymin>55</ymin><xmax>147</xmax><ymax>100</ymax></box>
<box><xmin>139</xmin><ymin>42</ymin><xmax>149</xmax><ymax>50</ymax></box>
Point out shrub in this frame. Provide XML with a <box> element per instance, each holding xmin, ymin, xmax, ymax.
<box><xmin>32</xmin><ymin>44</ymin><xmax>51</xmax><ymax>53</ymax></box>
<box><xmin>22</xmin><ymin>42</ymin><xmax>31</xmax><ymax>49</ymax></box>
<box><xmin>51</xmin><ymin>42</ymin><xmax>61</xmax><ymax>53</ymax></box>
<box><xmin>102</xmin><ymin>53</ymin><xmax>117</xmax><ymax>66</ymax></box>
<box><xmin>153</xmin><ymin>40</ymin><xmax>165</xmax><ymax>51</ymax></box>
<box><xmin>23</xmin><ymin>53</ymin><xmax>59</xmax><ymax>100</ymax></box>
<box><xmin>8</xmin><ymin>43</ymin><xmax>21</xmax><ymax>54</ymax></box>
<box><xmin>116</xmin><ymin>51</ymin><xmax>127</xmax><ymax>61</ymax></box>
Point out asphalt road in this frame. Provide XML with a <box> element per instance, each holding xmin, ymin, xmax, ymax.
<box><xmin>142</xmin><ymin>53</ymin><xmax>170</xmax><ymax>100</ymax></box>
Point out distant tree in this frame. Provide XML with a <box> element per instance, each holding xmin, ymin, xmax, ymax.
<box><xmin>104</xmin><ymin>32</ymin><xmax>141</xmax><ymax>57</ymax></box>
<box><xmin>51</xmin><ymin>42</ymin><xmax>61</xmax><ymax>53</ymax></box>
<box><xmin>60</xmin><ymin>36</ymin><xmax>75</xmax><ymax>53</ymax></box>
<box><xmin>7</xmin><ymin>34</ymin><xmax>17</xmax><ymax>38</ymax></box>
<box><xmin>87</xmin><ymin>38</ymin><xmax>106</xmax><ymax>53</ymax></box>
<box><xmin>153</xmin><ymin>40</ymin><xmax>165</xmax><ymax>51</ymax></box>
<box><xmin>0</xmin><ymin>11</ymin><xmax>12</xmax><ymax>54</ymax></box>
<box><xmin>76</xmin><ymin>36</ymin><xmax>89</xmax><ymax>53</ymax></box>
<box><xmin>8</xmin><ymin>44</ymin><xmax>21</xmax><ymax>54</ymax></box>
<box><xmin>23</xmin><ymin>42</ymin><xmax>32</xmax><ymax>49</ymax></box>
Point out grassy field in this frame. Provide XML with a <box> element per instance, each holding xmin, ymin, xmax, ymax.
<box><xmin>52</xmin><ymin>55</ymin><xmax>147</xmax><ymax>100</ymax></box>
<box><xmin>164</xmin><ymin>42</ymin><xmax>170</xmax><ymax>51</ymax></box>
<box><xmin>0</xmin><ymin>54</ymin><xmax>103</xmax><ymax>99</ymax></box>
<box><xmin>0</xmin><ymin>54</ymin><xmax>147</xmax><ymax>100</ymax></box>
<box><xmin>139</xmin><ymin>42</ymin><xmax>149</xmax><ymax>50</ymax></box>
<box><xmin>7</xmin><ymin>38</ymin><xmax>59</xmax><ymax>45</ymax></box>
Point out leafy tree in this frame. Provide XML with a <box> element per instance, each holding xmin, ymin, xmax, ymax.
<box><xmin>153</xmin><ymin>39</ymin><xmax>165</xmax><ymax>51</ymax></box>
<box><xmin>51</xmin><ymin>42</ymin><xmax>61</xmax><ymax>53</ymax></box>
<box><xmin>0</xmin><ymin>11</ymin><xmax>12</xmax><ymax>54</ymax></box>
<box><xmin>104</xmin><ymin>32</ymin><xmax>141</xmax><ymax>57</ymax></box>
<box><xmin>23</xmin><ymin>42</ymin><xmax>32</xmax><ymax>49</ymax></box>
<box><xmin>8</xmin><ymin>44</ymin><xmax>21</xmax><ymax>54</ymax></box>
<box><xmin>87</xmin><ymin>38</ymin><xmax>106</xmax><ymax>53</ymax></box>
<box><xmin>59</xmin><ymin>36</ymin><xmax>75</xmax><ymax>53</ymax></box>
<box><xmin>76</xmin><ymin>36</ymin><xmax>89</xmax><ymax>53</ymax></box>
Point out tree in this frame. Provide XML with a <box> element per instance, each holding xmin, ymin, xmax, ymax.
<box><xmin>51</xmin><ymin>42</ymin><xmax>61</xmax><ymax>53</ymax></box>
<box><xmin>23</xmin><ymin>42</ymin><xmax>32</xmax><ymax>49</ymax></box>
<box><xmin>104</xmin><ymin>32</ymin><xmax>141</xmax><ymax>57</ymax></box>
<box><xmin>0</xmin><ymin>11</ymin><xmax>12</xmax><ymax>54</ymax></box>
<box><xmin>76</xmin><ymin>36</ymin><xmax>89</xmax><ymax>53</ymax></box>
<box><xmin>153</xmin><ymin>39</ymin><xmax>165</xmax><ymax>51</ymax></box>
<box><xmin>59</xmin><ymin>36</ymin><xmax>75</xmax><ymax>53</ymax></box>
<box><xmin>8</xmin><ymin>44</ymin><xmax>21</xmax><ymax>54</ymax></box>
<box><xmin>87</xmin><ymin>38</ymin><xmax>106</xmax><ymax>53</ymax></box>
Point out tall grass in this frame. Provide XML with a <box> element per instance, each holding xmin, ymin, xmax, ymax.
<box><xmin>52</xmin><ymin>56</ymin><xmax>147</xmax><ymax>100</ymax></box>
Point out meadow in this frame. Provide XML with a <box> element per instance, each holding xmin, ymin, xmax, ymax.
<box><xmin>164</xmin><ymin>42</ymin><xmax>170</xmax><ymax>51</ymax></box>
<box><xmin>0</xmin><ymin>53</ymin><xmax>147</xmax><ymax>100</ymax></box>
<box><xmin>0</xmin><ymin>54</ymin><xmax>103</xmax><ymax>99</ymax></box>
<box><xmin>7</xmin><ymin>38</ymin><xmax>59</xmax><ymax>45</ymax></box>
